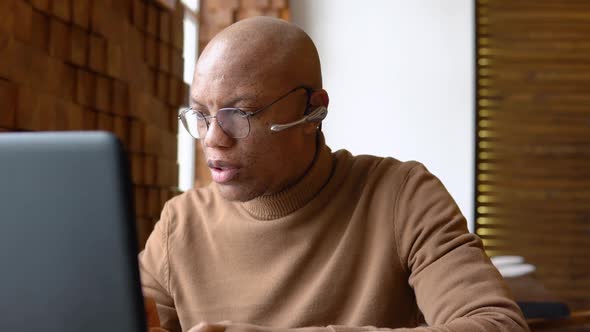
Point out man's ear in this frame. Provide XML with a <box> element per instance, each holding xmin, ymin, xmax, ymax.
<box><xmin>303</xmin><ymin>89</ymin><xmax>329</xmax><ymax>135</ymax></box>
<box><xmin>310</xmin><ymin>89</ymin><xmax>329</xmax><ymax>108</ymax></box>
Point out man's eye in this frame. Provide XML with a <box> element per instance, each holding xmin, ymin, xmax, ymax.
<box><xmin>193</xmin><ymin>109</ymin><xmax>209</xmax><ymax>117</ymax></box>
<box><xmin>236</xmin><ymin>105</ymin><xmax>257</xmax><ymax>111</ymax></box>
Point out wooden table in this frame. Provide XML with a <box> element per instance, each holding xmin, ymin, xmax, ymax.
<box><xmin>528</xmin><ymin>310</ymin><xmax>590</xmax><ymax>331</ymax></box>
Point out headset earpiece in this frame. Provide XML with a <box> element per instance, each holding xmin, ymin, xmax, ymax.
<box><xmin>270</xmin><ymin>106</ymin><xmax>328</xmax><ymax>132</ymax></box>
<box><xmin>307</xmin><ymin>106</ymin><xmax>328</xmax><ymax>122</ymax></box>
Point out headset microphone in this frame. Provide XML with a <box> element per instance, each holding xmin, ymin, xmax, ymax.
<box><xmin>270</xmin><ymin>106</ymin><xmax>328</xmax><ymax>132</ymax></box>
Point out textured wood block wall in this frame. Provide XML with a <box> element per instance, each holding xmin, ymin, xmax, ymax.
<box><xmin>0</xmin><ymin>0</ymin><xmax>190</xmax><ymax>250</ymax></box>
<box><xmin>475</xmin><ymin>0</ymin><xmax>590</xmax><ymax>310</ymax></box>
<box><xmin>194</xmin><ymin>0</ymin><xmax>289</xmax><ymax>187</ymax></box>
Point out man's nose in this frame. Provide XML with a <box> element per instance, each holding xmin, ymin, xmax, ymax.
<box><xmin>203</xmin><ymin>118</ymin><xmax>233</xmax><ymax>148</ymax></box>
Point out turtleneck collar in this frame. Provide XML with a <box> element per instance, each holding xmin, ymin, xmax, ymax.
<box><xmin>238</xmin><ymin>133</ymin><xmax>334</xmax><ymax>221</ymax></box>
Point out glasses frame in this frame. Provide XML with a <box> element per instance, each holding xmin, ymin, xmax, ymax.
<box><xmin>178</xmin><ymin>86</ymin><xmax>313</xmax><ymax>139</ymax></box>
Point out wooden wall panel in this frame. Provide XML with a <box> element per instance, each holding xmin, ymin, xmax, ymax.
<box><xmin>476</xmin><ymin>0</ymin><xmax>590</xmax><ymax>310</ymax></box>
<box><xmin>0</xmin><ymin>79</ymin><xmax>17</xmax><ymax>128</ymax></box>
<box><xmin>0</xmin><ymin>0</ymin><xmax>187</xmax><ymax>250</ymax></box>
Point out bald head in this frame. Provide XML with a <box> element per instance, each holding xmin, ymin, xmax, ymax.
<box><xmin>190</xmin><ymin>17</ymin><xmax>329</xmax><ymax>202</ymax></box>
<box><xmin>195</xmin><ymin>17</ymin><xmax>322</xmax><ymax>91</ymax></box>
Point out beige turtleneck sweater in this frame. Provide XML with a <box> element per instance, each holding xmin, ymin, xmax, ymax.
<box><xmin>139</xmin><ymin>140</ymin><xmax>529</xmax><ymax>332</ymax></box>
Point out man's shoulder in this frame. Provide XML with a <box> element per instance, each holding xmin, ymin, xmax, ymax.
<box><xmin>166</xmin><ymin>184</ymin><xmax>219</xmax><ymax>209</ymax></box>
<box><xmin>159</xmin><ymin>183</ymin><xmax>224</xmax><ymax>229</ymax></box>
<box><xmin>334</xmin><ymin>149</ymin><xmax>423</xmax><ymax>182</ymax></box>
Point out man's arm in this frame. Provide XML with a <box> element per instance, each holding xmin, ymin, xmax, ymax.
<box><xmin>391</xmin><ymin>163</ymin><xmax>528</xmax><ymax>331</ymax></box>
<box><xmin>139</xmin><ymin>203</ymin><xmax>182</xmax><ymax>332</ymax></box>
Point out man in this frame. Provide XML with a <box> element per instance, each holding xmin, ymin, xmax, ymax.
<box><xmin>140</xmin><ymin>16</ymin><xmax>529</xmax><ymax>332</ymax></box>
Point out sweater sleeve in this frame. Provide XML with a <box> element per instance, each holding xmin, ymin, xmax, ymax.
<box><xmin>139</xmin><ymin>202</ymin><xmax>182</xmax><ymax>332</ymax></box>
<box><xmin>324</xmin><ymin>164</ymin><xmax>529</xmax><ymax>332</ymax></box>
<box><xmin>391</xmin><ymin>163</ymin><xmax>528</xmax><ymax>331</ymax></box>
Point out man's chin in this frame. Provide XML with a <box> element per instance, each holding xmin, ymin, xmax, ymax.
<box><xmin>215</xmin><ymin>183</ymin><xmax>260</xmax><ymax>202</ymax></box>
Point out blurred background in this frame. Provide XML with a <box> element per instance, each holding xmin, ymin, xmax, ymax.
<box><xmin>0</xmin><ymin>0</ymin><xmax>588</xmax><ymax>327</ymax></box>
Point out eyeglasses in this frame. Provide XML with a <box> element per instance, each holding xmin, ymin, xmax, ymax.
<box><xmin>178</xmin><ymin>86</ymin><xmax>312</xmax><ymax>139</ymax></box>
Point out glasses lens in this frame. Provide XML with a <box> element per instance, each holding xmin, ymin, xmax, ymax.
<box><xmin>180</xmin><ymin>109</ymin><xmax>207</xmax><ymax>139</ymax></box>
<box><xmin>195</xmin><ymin>112</ymin><xmax>209</xmax><ymax>138</ymax></box>
<box><xmin>217</xmin><ymin>108</ymin><xmax>250</xmax><ymax>138</ymax></box>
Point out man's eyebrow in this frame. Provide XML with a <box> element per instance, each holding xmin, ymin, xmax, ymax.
<box><xmin>190</xmin><ymin>95</ymin><xmax>260</xmax><ymax>108</ymax></box>
<box><xmin>190</xmin><ymin>98</ymin><xmax>206</xmax><ymax>107</ymax></box>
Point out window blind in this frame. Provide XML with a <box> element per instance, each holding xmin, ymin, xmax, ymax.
<box><xmin>475</xmin><ymin>0</ymin><xmax>590</xmax><ymax>310</ymax></box>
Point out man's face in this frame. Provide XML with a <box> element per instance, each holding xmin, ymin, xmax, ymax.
<box><xmin>190</xmin><ymin>50</ymin><xmax>314</xmax><ymax>202</ymax></box>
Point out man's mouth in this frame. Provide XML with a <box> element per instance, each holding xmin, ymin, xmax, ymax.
<box><xmin>207</xmin><ymin>160</ymin><xmax>240</xmax><ymax>184</ymax></box>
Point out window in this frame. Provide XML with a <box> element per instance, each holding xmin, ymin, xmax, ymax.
<box><xmin>177</xmin><ymin>0</ymin><xmax>199</xmax><ymax>191</ymax></box>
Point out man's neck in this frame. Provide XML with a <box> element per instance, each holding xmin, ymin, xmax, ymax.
<box><xmin>239</xmin><ymin>132</ymin><xmax>333</xmax><ymax>220</ymax></box>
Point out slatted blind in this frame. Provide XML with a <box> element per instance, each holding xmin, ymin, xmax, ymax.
<box><xmin>475</xmin><ymin>0</ymin><xmax>590</xmax><ymax>310</ymax></box>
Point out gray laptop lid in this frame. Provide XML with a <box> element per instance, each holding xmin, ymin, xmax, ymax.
<box><xmin>0</xmin><ymin>131</ymin><xmax>146</xmax><ymax>332</ymax></box>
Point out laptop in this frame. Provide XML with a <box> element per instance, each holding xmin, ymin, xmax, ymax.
<box><xmin>0</xmin><ymin>131</ymin><xmax>146</xmax><ymax>332</ymax></box>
